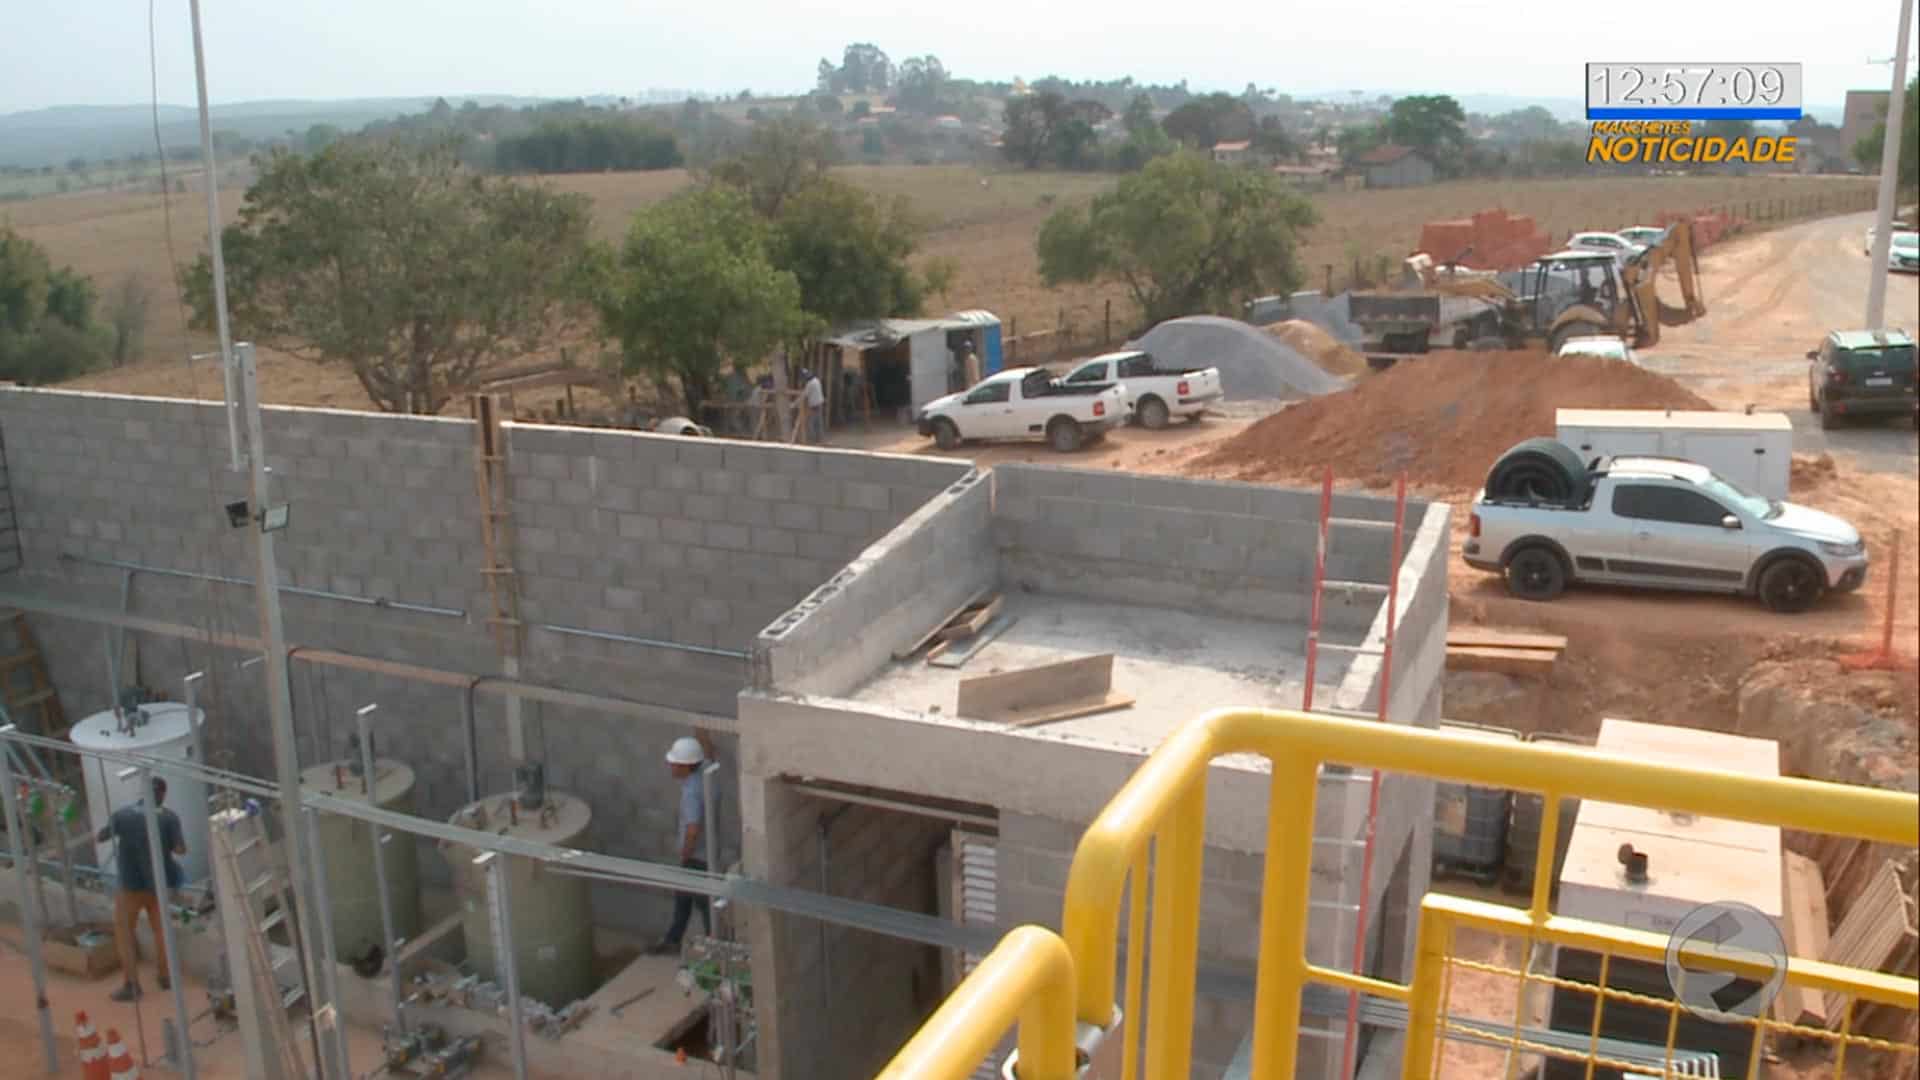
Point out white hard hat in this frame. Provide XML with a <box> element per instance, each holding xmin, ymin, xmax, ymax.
<box><xmin>666</xmin><ymin>737</ymin><xmax>705</xmax><ymax>765</ymax></box>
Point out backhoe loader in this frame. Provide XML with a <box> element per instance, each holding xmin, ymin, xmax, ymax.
<box><xmin>1350</xmin><ymin>219</ymin><xmax>1706</xmax><ymax>356</ymax></box>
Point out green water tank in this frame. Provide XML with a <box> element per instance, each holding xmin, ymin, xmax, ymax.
<box><xmin>444</xmin><ymin>790</ymin><xmax>596</xmax><ymax>1008</ymax></box>
<box><xmin>301</xmin><ymin>759</ymin><xmax>423</xmax><ymax>963</ymax></box>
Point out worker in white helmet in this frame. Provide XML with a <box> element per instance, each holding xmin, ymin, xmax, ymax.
<box><xmin>648</xmin><ymin>734</ymin><xmax>714</xmax><ymax>954</ymax></box>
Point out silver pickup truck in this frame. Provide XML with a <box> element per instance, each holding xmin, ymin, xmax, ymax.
<box><xmin>1464</xmin><ymin>453</ymin><xmax>1867</xmax><ymax>613</ymax></box>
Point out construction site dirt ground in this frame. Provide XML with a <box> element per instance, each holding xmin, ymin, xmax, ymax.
<box><xmin>851</xmin><ymin>208</ymin><xmax>1919</xmax><ymax>775</ymax></box>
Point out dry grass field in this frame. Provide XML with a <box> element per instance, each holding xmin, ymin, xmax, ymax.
<box><xmin>3</xmin><ymin>163</ymin><xmax>1873</xmax><ymax>412</ymax></box>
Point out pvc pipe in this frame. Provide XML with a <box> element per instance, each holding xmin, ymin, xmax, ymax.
<box><xmin>61</xmin><ymin>553</ymin><xmax>465</xmax><ymax>619</ymax></box>
<box><xmin>477</xmin><ymin>852</ymin><xmax>530</xmax><ymax>1080</ymax></box>
<box><xmin>356</xmin><ymin>704</ymin><xmax>406</xmax><ymax>1036</ymax></box>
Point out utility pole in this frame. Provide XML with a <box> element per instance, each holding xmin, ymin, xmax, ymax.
<box><xmin>189</xmin><ymin>0</ymin><xmax>330</xmax><ymax>1070</ymax></box>
<box><xmin>1865</xmin><ymin>0</ymin><xmax>1914</xmax><ymax>330</ymax></box>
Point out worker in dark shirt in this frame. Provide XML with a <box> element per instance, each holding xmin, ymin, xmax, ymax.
<box><xmin>96</xmin><ymin>776</ymin><xmax>186</xmax><ymax>1001</ymax></box>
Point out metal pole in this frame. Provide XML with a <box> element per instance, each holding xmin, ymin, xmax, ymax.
<box><xmin>55</xmin><ymin>787</ymin><xmax>79</xmax><ymax>926</ymax></box>
<box><xmin>462</xmin><ymin>682</ymin><xmax>481</xmax><ymax>805</ymax></box>
<box><xmin>1866</xmin><ymin>0</ymin><xmax>1915</xmax><ymax>330</ymax></box>
<box><xmin>355</xmin><ymin>704</ymin><xmax>406</xmax><ymax>1036</ymax></box>
<box><xmin>2</xmin><ymin>726</ymin><xmax>61</xmax><ymax>1074</ymax></box>
<box><xmin>125</xmin><ymin>765</ymin><xmax>196</xmax><ymax>1080</ymax></box>
<box><xmin>477</xmin><ymin>852</ymin><xmax>530</xmax><ymax>1080</ymax></box>
<box><xmin>301</xmin><ymin>807</ymin><xmax>352</xmax><ymax>1080</ymax></box>
<box><xmin>702</xmin><ymin>759</ymin><xmax>720</xmax><ymax>875</ymax></box>
<box><xmin>187</xmin><ymin>0</ymin><xmax>242</xmax><ymax>471</ymax></box>
<box><xmin>182</xmin><ymin>672</ymin><xmax>206</xmax><ymax>777</ymax></box>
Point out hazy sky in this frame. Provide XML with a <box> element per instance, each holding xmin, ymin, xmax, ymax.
<box><xmin>2</xmin><ymin>1</ymin><xmax>1915</xmax><ymax>114</ymax></box>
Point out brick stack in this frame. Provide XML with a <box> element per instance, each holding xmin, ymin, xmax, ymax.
<box><xmin>1417</xmin><ymin>208</ymin><xmax>1553</xmax><ymax>270</ymax></box>
<box><xmin>1654</xmin><ymin>208</ymin><xmax>1746</xmax><ymax>248</ymax></box>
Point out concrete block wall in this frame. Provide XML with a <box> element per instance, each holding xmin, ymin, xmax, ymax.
<box><xmin>0</xmin><ymin>389</ymin><xmax>962</xmax><ymax>940</ymax></box>
<box><xmin>738</xmin><ymin>774</ymin><xmax>950</xmax><ymax>1080</ymax></box>
<box><xmin>752</xmin><ymin>468</ymin><xmax>992</xmax><ymax>698</ymax></box>
<box><xmin>992</xmin><ymin>464</ymin><xmax>1402</xmax><ymax>639</ymax></box>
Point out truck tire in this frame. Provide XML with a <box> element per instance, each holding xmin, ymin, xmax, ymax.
<box><xmin>1818</xmin><ymin>398</ymin><xmax>1839</xmax><ymax>430</ymax></box>
<box><xmin>1046</xmin><ymin>416</ymin><xmax>1084</xmax><ymax>453</ymax></box>
<box><xmin>1504</xmin><ymin>545</ymin><xmax>1567</xmax><ymax>601</ymax></box>
<box><xmin>1757</xmin><ymin>556</ymin><xmax>1823</xmax><ymax>614</ymax></box>
<box><xmin>931</xmin><ymin>419</ymin><xmax>962</xmax><ymax>451</ymax></box>
<box><xmin>1485</xmin><ymin>438</ymin><xmax>1590</xmax><ymax>505</ymax></box>
<box><xmin>1137</xmin><ymin>396</ymin><xmax>1170</xmax><ymax>430</ymax></box>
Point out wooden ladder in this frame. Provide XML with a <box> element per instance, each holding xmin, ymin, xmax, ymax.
<box><xmin>214</xmin><ymin>800</ymin><xmax>317</xmax><ymax>1080</ymax></box>
<box><xmin>0</xmin><ymin>609</ymin><xmax>64</xmax><ymax>737</ymax></box>
<box><xmin>470</xmin><ymin>394</ymin><xmax>522</xmax><ymax>660</ymax></box>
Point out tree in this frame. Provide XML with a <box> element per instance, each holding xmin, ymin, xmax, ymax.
<box><xmin>896</xmin><ymin>55</ymin><xmax>950</xmax><ymax>113</ymax></box>
<box><xmin>706</xmin><ymin>115</ymin><xmax>838</xmax><ymax>217</ymax></box>
<box><xmin>1853</xmin><ymin>76</ymin><xmax>1918</xmax><ymax>188</ymax></box>
<box><xmin>1037</xmin><ymin>151</ymin><xmax>1317</xmax><ymax>327</ymax></box>
<box><xmin>1383</xmin><ymin>94</ymin><xmax>1467</xmax><ymax>166</ymax></box>
<box><xmin>1255</xmin><ymin>115</ymin><xmax>1301</xmax><ymax>163</ymax></box>
<box><xmin>772</xmin><ymin>179</ymin><xmax>941</xmax><ymax>327</ymax></box>
<box><xmin>1161</xmin><ymin>93</ymin><xmax>1255</xmax><ymax>149</ymax></box>
<box><xmin>1336</xmin><ymin>123</ymin><xmax>1386</xmax><ymax>164</ymax></box>
<box><xmin>825</xmin><ymin>43</ymin><xmax>893</xmax><ymax>94</ymax></box>
<box><xmin>105</xmin><ymin>273</ymin><xmax>149</xmax><ymax>368</ymax></box>
<box><xmin>1002</xmin><ymin>92</ymin><xmax>1066</xmax><ymax>168</ymax></box>
<box><xmin>185</xmin><ymin>139</ymin><xmax>594</xmax><ymax>414</ymax></box>
<box><xmin>1123</xmin><ymin>93</ymin><xmax>1157</xmax><ymax>135</ymax></box>
<box><xmin>595</xmin><ymin>187</ymin><xmax>807</xmax><ymax>414</ymax></box>
<box><xmin>0</xmin><ymin>226</ymin><xmax>108</xmax><ymax>384</ymax></box>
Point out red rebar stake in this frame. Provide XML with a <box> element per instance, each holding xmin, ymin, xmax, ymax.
<box><xmin>1840</xmin><ymin>529</ymin><xmax>1911</xmax><ymax>672</ymax></box>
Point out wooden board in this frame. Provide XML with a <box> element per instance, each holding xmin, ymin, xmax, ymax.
<box><xmin>894</xmin><ymin>587</ymin><xmax>993</xmax><ymax>660</ymax></box>
<box><xmin>1445</xmin><ymin>628</ymin><xmax>1569</xmax><ymax>652</ymax></box>
<box><xmin>957</xmin><ymin>654</ymin><xmax>1113</xmax><ymax>722</ymax></box>
<box><xmin>1821</xmin><ymin>859</ymin><xmax>1919</xmax><ymax>1028</ymax></box>
<box><xmin>1774</xmin><ymin>851</ymin><xmax>1831</xmax><ymax>1027</ymax></box>
<box><xmin>1445</xmin><ymin>645</ymin><xmax>1558</xmax><ymax>676</ymax></box>
<box><xmin>938</xmin><ymin>596</ymin><xmax>1004</xmax><ymax>642</ymax></box>
<box><xmin>928</xmin><ymin>615</ymin><xmax>1018</xmax><ymax>669</ymax></box>
<box><xmin>1004</xmin><ymin>690</ymin><xmax>1136</xmax><ymax>728</ymax></box>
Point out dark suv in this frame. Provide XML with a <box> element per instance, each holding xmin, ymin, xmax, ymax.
<box><xmin>1807</xmin><ymin>329</ymin><xmax>1918</xmax><ymax>429</ymax></box>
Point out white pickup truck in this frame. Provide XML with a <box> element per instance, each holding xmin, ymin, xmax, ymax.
<box><xmin>1061</xmin><ymin>350</ymin><xmax>1224</xmax><ymax>429</ymax></box>
<box><xmin>916</xmin><ymin>367</ymin><xmax>1127</xmax><ymax>453</ymax></box>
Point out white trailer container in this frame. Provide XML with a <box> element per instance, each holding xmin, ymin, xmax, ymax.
<box><xmin>71</xmin><ymin>703</ymin><xmax>212</xmax><ymax>884</ymax></box>
<box><xmin>1555</xmin><ymin>408</ymin><xmax>1793</xmax><ymax>501</ymax></box>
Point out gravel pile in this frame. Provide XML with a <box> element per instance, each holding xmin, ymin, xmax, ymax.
<box><xmin>1132</xmin><ymin>315</ymin><xmax>1349</xmax><ymax>401</ymax></box>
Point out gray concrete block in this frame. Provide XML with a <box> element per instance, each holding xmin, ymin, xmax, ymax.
<box><xmin>705</xmin><ymin>522</ymin><xmax>753</xmax><ymax>551</ymax></box>
<box><xmin>700</xmin><ymin>469</ymin><xmax>743</xmax><ymax>496</ymax></box>
<box><xmin>660</xmin><ymin>517</ymin><xmax>703</xmax><ymax>545</ymax></box>
<box><xmin>790</xmin><ymin>474</ymin><xmax>836</xmax><ymax>505</ymax></box>
<box><xmin>674</xmin><ymin>440</ymin><xmax>725</xmax><ymax>469</ymax></box>
<box><xmin>840</xmin><ymin>481</ymin><xmax>890</xmax><ymax>512</ymax></box>
<box><xmin>751</xmin><ymin>528</ymin><xmax>799</xmax><ymax>557</ymax></box>
<box><xmin>748</xmin><ymin>473</ymin><xmax>794</xmax><ymax>501</ymax></box>
<box><xmin>616</xmin><ymin>513</ymin><xmax>660</xmax><ymax>541</ymax></box>
<box><xmin>772</xmin><ymin>502</ymin><xmax>820</xmax><ymax>532</ymax></box>
<box><xmin>658</xmin><ymin>464</ymin><xmax>700</xmax><ymax>491</ymax></box>
<box><xmin>682</xmin><ymin>492</ymin><xmax>726</xmax><ymax>521</ymax></box>
<box><xmin>725</xmin><ymin>498</ymin><xmax>773</xmax><ymax>529</ymax></box>
<box><xmin>820</xmin><ymin>508</ymin><xmax>871</xmax><ymax>539</ymax></box>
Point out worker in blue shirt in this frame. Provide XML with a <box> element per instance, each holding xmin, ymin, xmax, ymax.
<box><xmin>97</xmin><ymin>776</ymin><xmax>186</xmax><ymax>1001</ymax></box>
<box><xmin>648</xmin><ymin>735</ymin><xmax>713</xmax><ymax>954</ymax></box>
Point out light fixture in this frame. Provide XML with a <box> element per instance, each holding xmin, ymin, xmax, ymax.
<box><xmin>224</xmin><ymin>500</ymin><xmax>251</xmax><ymax>529</ymax></box>
<box><xmin>260</xmin><ymin>503</ymin><xmax>291</xmax><ymax>533</ymax></box>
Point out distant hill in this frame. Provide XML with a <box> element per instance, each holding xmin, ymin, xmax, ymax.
<box><xmin>1289</xmin><ymin>90</ymin><xmax>1845</xmax><ymax>126</ymax></box>
<box><xmin>0</xmin><ymin>95</ymin><xmax>554</xmax><ymax>167</ymax></box>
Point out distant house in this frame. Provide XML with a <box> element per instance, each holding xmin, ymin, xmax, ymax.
<box><xmin>1272</xmin><ymin>162</ymin><xmax>1337</xmax><ymax>186</ymax></box>
<box><xmin>1212</xmin><ymin>140</ymin><xmax>1252</xmax><ymax>165</ymax></box>
<box><xmin>1355</xmin><ymin>144</ymin><xmax>1434</xmax><ymax>188</ymax></box>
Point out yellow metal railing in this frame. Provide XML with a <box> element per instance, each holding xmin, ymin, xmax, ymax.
<box><xmin>876</xmin><ymin>926</ymin><xmax>1079</xmax><ymax>1080</ymax></box>
<box><xmin>877</xmin><ymin>708</ymin><xmax>1919</xmax><ymax>1079</ymax></box>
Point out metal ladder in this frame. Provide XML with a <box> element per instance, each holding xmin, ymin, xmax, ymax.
<box><xmin>0</xmin><ymin>416</ymin><xmax>23</xmax><ymax>574</ymax></box>
<box><xmin>213</xmin><ymin>799</ymin><xmax>315</xmax><ymax>1080</ymax></box>
<box><xmin>1299</xmin><ymin>467</ymin><xmax>1409</xmax><ymax>1079</ymax></box>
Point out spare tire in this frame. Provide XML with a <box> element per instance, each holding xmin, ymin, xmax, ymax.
<box><xmin>1485</xmin><ymin>438</ymin><xmax>1590</xmax><ymax>505</ymax></box>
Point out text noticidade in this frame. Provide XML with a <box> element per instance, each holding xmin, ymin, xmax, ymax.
<box><xmin>1586</xmin><ymin>121</ymin><xmax>1798</xmax><ymax>165</ymax></box>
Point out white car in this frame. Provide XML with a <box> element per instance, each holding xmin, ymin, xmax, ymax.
<box><xmin>1865</xmin><ymin>221</ymin><xmax>1917</xmax><ymax>254</ymax></box>
<box><xmin>1888</xmin><ymin>230</ymin><xmax>1919</xmax><ymax>273</ymax></box>
<box><xmin>916</xmin><ymin>367</ymin><xmax>1127</xmax><ymax>453</ymax></box>
<box><xmin>1567</xmin><ymin>231</ymin><xmax>1649</xmax><ymax>262</ymax></box>
<box><xmin>1554</xmin><ymin>335</ymin><xmax>1639</xmax><ymax>366</ymax></box>
<box><xmin>1617</xmin><ymin>225</ymin><xmax>1667</xmax><ymax>248</ymax></box>
<box><xmin>1060</xmin><ymin>350</ymin><xmax>1223</xmax><ymax>429</ymax></box>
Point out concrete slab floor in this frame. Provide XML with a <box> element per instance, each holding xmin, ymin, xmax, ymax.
<box><xmin>0</xmin><ymin>922</ymin><xmax>539</xmax><ymax>1079</ymax></box>
<box><xmin>849</xmin><ymin>593</ymin><xmax>1317</xmax><ymax>757</ymax></box>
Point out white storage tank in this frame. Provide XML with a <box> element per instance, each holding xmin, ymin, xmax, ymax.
<box><xmin>301</xmin><ymin>758</ymin><xmax>422</xmax><ymax>963</ymax></box>
<box><xmin>443</xmin><ymin>789</ymin><xmax>596</xmax><ymax>1007</ymax></box>
<box><xmin>1556</xmin><ymin>408</ymin><xmax>1793</xmax><ymax>500</ymax></box>
<box><xmin>71</xmin><ymin>703</ymin><xmax>212</xmax><ymax>885</ymax></box>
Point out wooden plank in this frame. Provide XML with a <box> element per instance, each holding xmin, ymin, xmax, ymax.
<box><xmin>1775</xmin><ymin>851</ymin><xmax>1831</xmax><ymax>1027</ymax></box>
<box><xmin>928</xmin><ymin>615</ymin><xmax>1017</xmax><ymax>669</ymax></box>
<box><xmin>1444</xmin><ymin>645</ymin><xmax>1558</xmax><ymax>676</ymax></box>
<box><xmin>937</xmin><ymin>596</ymin><xmax>1004</xmax><ymax>642</ymax></box>
<box><xmin>894</xmin><ymin>587</ymin><xmax>992</xmax><ymax>661</ymax></box>
<box><xmin>1004</xmin><ymin>690</ymin><xmax>1135</xmax><ymax>728</ymax></box>
<box><xmin>1822</xmin><ymin>859</ymin><xmax>1913</xmax><ymax>1027</ymax></box>
<box><xmin>1445</xmin><ymin>628</ymin><xmax>1569</xmax><ymax>652</ymax></box>
<box><xmin>957</xmin><ymin>654</ymin><xmax>1113</xmax><ymax>721</ymax></box>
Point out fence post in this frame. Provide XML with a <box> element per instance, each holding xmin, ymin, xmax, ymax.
<box><xmin>1103</xmin><ymin>299</ymin><xmax>1111</xmax><ymax>345</ymax></box>
<box><xmin>1325</xmin><ymin>264</ymin><xmax>1334</xmax><ymax>297</ymax></box>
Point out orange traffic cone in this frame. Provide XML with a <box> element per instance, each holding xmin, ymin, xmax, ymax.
<box><xmin>74</xmin><ymin>1011</ymin><xmax>110</xmax><ymax>1080</ymax></box>
<box><xmin>104</xmin><ymin>1027</ymin><xmax>140</xmax><ymax>1080</ymax></box>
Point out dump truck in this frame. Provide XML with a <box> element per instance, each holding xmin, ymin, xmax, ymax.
<box><xmin>1350</xmin><ymin>219</ymin><xmax>1706</xmax><ymax>359</ymax></box>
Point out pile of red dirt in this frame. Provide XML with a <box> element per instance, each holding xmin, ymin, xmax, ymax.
<box><xmin>1193</xmin><ymin>349</ymin><xmax>1714</xmax><ymax>491</ymax></box>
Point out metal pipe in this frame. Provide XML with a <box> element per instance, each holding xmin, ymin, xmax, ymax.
<box><xmin>115</xmin><ymin>568</ymin><xmax>135</xmax><ymax>701</ymax></box>
<box><xmin>1</xmin><ymin>725</ymin><xmax>61</xmax><ymax>1073</ymax></box>
<box><xmin>300</xmin><ymin>806</ymin><xmax>352</xmax><ymax>1080</ymax></box>
<box><xmin>104</xmin><ymin>627</ymin><xmax>123</xmax><ymax>728</ymax></box>
<box><xmin>0</xmin><ymin>591</ymin><xmax>731</xmax><ymax>735</ymax></box>
<box><xmin>477</xmin><ymin>852</ymin><xmax>530</xmax><ymax>1080</ymax></box>
<box><xmin>186</xmin><ymin>0</ymin><xmax>241</xmax><ymax>471</ymax></box>
<box><xmin>702</xmin><ymin>759</ymin><xmax>721</xmax><ymax>875</ymax></box>
<box><xmin>125</xmin><ymin>764</ymin><xmax>196</xmax><ymax>1080</ymax></box>
<box><xmin>55</xmin><ymin>787</ymin><xmax>79</xmax><ymax>927</ymax></box>
<box><xmin>1865</xmin><ymin>0</ymin><xmax>1915</xmax><ymax>330</ymax></box>
<box><xmin>355</xmin><ymin>704</ymin><xmax>407</xmax><ymax>1036</ymax></box>
<box><xmin>536</xmin><ymin>621</ymin><xmax>750</xmax><ymax>660</ymax></box>
<box><xmin>61</xmin><ymin>553</ymin><xmax>465</xmax><ymax>619</ymax></box>
<box><xmin>462</xmin><ymin>678</ymin><xmax>484</xmax><ymax>805</ymax></box>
